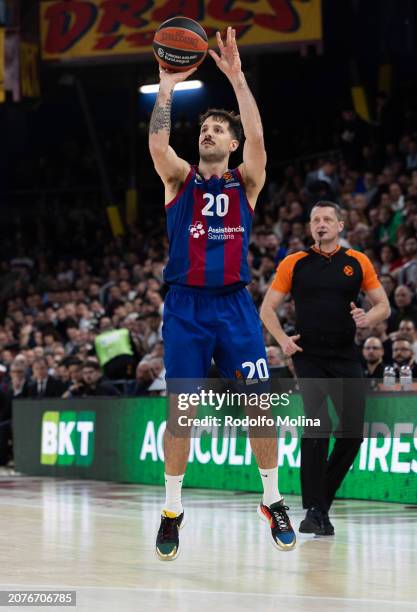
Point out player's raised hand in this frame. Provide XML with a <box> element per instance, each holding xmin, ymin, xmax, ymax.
<box><xmin>158</xmin><ymin>66</ymin><xmax>197</xmax><ymax>89</ymax></box>
<box><xmin>209</xmin><ymin>26</ymin><xmax>242</xmax><ymax>81</ymax></box>
<box><xmin>281</xmin><ymin>334</ymin><xmax>303</xmax><ymax>356</ymax></box>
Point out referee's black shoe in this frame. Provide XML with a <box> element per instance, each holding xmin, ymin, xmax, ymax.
<box><xmin>299</xmin><ymin>507</ymin><xmax>335</xmax><ymax>536</ymax></box>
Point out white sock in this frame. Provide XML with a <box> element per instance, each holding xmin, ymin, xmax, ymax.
<box><xmin>259</xmin><ymin>466</ymin><xmax>281</xmax><ymax>507</ymax></box>
<box><xmin>163</xmin><ymin>473</ymin><xmax>184</xmax><ymax>516</ymax></box>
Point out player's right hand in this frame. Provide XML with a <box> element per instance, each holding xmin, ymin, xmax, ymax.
<box><xmin>159</xmin><ymin>66</ymin><xmax>197</xmax><ymax>88</ymax></box>
<box><xmin>281</xmin><ymin>334</ymin><xmax>303</xmax><ymax>356</ymax></box>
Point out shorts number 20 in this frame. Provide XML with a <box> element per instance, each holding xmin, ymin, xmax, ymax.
<box><xmin>242</xmin><ymin>358</ymin><xmax>269</xmax><ymax>380</ymax></box>
<box><xmin>202</xmin><ymin>193</ymin><xmax>229</xmax><ymax>217</ymax></box>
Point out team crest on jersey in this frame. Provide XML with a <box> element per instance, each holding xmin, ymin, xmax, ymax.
<box><xmin>223</xmin><ymin>171</ymin><xmax>240</xmax><ymax>188</ymax></box>
<box><xmin>189</xmin><ymin>222</ymin><xmax>205</xmax><ymax>238</ymax></box>
<box><xmin>343</xmin><ymin>265</ymin><xmax>354</xmax><ymax>277</ymax></box>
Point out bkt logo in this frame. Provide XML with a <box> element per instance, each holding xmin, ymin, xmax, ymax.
<box><xmin>189</xmin><ymin>222</ymin><xmax>205</xmax><ymax>239</ymax></box>
<box><xmin>41</xmin><ymin>411</ymin><xmax>95</xmax><ymax>467</ymax></box>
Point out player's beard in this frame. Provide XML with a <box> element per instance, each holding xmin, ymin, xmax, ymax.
<box><xmin>199</xmin><ymin>146</ymin><xmax>228</xmax><ymax>164</ymax></box>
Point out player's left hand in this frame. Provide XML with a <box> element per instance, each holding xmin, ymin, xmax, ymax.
<box><xmin>209</xmin><ymin>26</ymin><xmax>242</xmax><ymax>81</ymax></box>
<box><xmin>350</xmin><ymin>302</ymin><xmax>370</xmax><ymax>328</ymax></box>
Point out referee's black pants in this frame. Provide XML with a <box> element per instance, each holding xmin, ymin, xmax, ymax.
<box><xmin>292</xmin><ymin>352</ymin><xmax>365</xmax><ymax>512</ymax></box>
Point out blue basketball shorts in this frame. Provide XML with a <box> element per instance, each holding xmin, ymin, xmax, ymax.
<box><xmin>163</xmin><ymin>285</ymin><xmax>269</xmax><ymax>381</ymax></box>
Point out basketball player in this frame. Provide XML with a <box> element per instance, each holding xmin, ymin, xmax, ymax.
<box><xmin>149</xmin><ymin>27</ymin><xmax>296</xmax><ymax>559</ymax></box>
<box><xmin>261</xmin><ymin>201</ymin><xmax>390</xmax><ymax>535</ymax></box>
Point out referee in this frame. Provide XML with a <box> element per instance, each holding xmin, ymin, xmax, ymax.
<box><xmin>260</xmin><ymin>201</ymin><xmax>390</xmax><ymax>535</ymax></box>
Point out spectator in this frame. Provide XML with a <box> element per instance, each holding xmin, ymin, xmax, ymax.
<box><xmin>66</xmin><ymin>357</ymin><xmax>83</xmax><ymax>387</ymax></box>
<box><xmin>370</xmin><ymin>319</ymin><xmax>393</xmax><ymax>363</ymax></box>
<box><xmin>306</xmin><ymin>159</ymin><xmax>339</xmax><ymax>201</ymax></box>
<box><xmin>379</xmin><ymin>273</ymin><xmax>397</xmax><ymax>306</ymax></box>
<box><xmin>99</xmin><ymin>317</ymin><xmax>113</xmax><ymax>333</ymax></box>
<box><xmin>375</xmin><ymin>205</ymin><xmax>403</xmax><ymax>246</ymax></box>
<box><xmin>391</xmin><ymin>285</ymin><xmax>417</xmax><ymax>328</ymax></box>
<box><xmin>397</xmin><ymin>236</ymin><xmax>417</xmax><ymax>288</ymax></box>
<box><xmin>395</xmin><ymin>319</ymin><xmax>417</xmax><ymax>360</ymax></box>
<box><xmin>286</xmin><ymin>236</ymin><xmax>305</xmax><ymax>255</ymax></box>
<box><xmin>362</xmin><ymin>337</ymin><xmax>385</xmax><ymax>380</ymax></box>
<box><xmin>65</xmin><ymin>361</ymin><xmax>120</xmax><ymax>397</ymax></box>
<box><xmin>27</xmin><ymin>357</ymin><xmax>66</xmax><ymax>398</ymax></box>
<box><xmin>64</xmin><ymin>325</ymin><xmax>81</xmax><ymax>355</ymax></box>
<box><xmin>143</xmin><ymin>312</ymin><xmax>162</xmax><ymax>351</ymax></box>
<box><xmin>134</xmin><ymin>358</ymin><xmax>165</xmax><ymax>395</ymax></box>
<box><xmin>379</xmin><ymin>245</ymin><xmax>398</xmax><ymax>275</ymax></box>
<box><xmin>147</xmin><ymin>291</ymin><xmax>164</xmax><ymax>316</ymax></box>
<box><xmin>253</xmin><ymin>255</ymin><xmax>277</xmax><ymax>291</ymax></box>
<box><xmin>56</xmin><ymin>362</ymin><xmax>70</xmax><ymax>387</ymax></box>
<box><xmin>94</xmin><ymin>326</ymin><xmax>138</xmax><ymax>380</ymax></box>
<box><xmin>391</xmin><ymin>337</ymin><xmax>417</xmax><ymax>378</ymax></box>
<box><xmin>389</xmin><ymin>182</ymin><xmax>405</xmax><ymax>212</ymax></box>
<box><xmin>9</xmin><ymin>361</ymin><xmax>29</xmax><ymax>399</ymax></box>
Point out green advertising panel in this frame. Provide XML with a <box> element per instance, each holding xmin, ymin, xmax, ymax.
<box><xmin>13</xmin><ymin>396</ymin><xmax>417</xmax><ymax>503</ymax></box>
<box><xmin>41</xmin><ymin>410</ymin><xmax>96</xmax><ymax>467</ymax></box>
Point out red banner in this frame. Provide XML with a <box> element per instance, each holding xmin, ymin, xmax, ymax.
<box><xmin>41</xmin><ymin>0</ymin><xmax>322</xmax><ymax>61</ymax></box>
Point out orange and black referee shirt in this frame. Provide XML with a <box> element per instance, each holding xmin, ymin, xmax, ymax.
<box><xmin>271</xmin><ymin>246</ymin><xmax>381</xmax><ymax>358</ymax></box>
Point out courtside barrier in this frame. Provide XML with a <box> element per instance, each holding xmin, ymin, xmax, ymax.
<box><xmin>13</xmin><ymin>395</ymin><xmax>417</xmax><ymax>503</ymax></box>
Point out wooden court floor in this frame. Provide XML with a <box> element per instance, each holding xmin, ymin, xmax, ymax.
<box><xmin>0</xmin><ymin>475</ymin><xmax>415</xmax><ymax>612</ymax></box>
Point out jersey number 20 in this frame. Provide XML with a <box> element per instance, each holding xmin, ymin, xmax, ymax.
<box><xmin>202</xmin><ymin>193</ymin><xmax>229</xmax><ymax>217</ymax></box>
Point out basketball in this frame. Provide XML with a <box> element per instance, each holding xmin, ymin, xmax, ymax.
<box><xmin>153</xmin><ymin>16</ymin><xmax>208</xmax><ymax>72</ymax></box>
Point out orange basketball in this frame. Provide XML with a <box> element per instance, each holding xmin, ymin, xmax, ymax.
<box><xmin>153</xmin><ymin>16</ymin><xmax>208</xmax><ymax>73</ymax></box>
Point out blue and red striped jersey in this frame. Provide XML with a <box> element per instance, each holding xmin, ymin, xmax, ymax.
<box><xmin>163</xmin><ymin>166</ymin><xmax>254</xmax><ymax>289</ymax></box>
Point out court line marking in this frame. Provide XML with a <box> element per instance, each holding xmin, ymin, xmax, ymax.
<box><xmin>0</xmin><ymin>584</ymin><xmax>415</xmax><ymax>606</ymax></box>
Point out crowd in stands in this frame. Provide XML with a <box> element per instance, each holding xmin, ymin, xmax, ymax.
<box><xmin>2</xmin><ymin>95</ymin><xmax>417</xmax><ymax>415</ymax></box>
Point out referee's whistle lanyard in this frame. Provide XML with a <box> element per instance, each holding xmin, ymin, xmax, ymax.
<box><xmin>314</xmin><ymin>242</ymin><xmax>339</xmax><ymax>263</ymax></box>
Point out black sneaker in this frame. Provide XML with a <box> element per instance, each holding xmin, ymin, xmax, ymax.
<box><xmin>155</xmin><ymin>511</ymin><xmax>184</xmax><ymax>561</ymax></box>
<box><xmin>321</xmin><ymin>511</ymin><xmax>335</xmax><ymax>535</ymax></box>
<box><xmin>299</xmin><ymin>507</ymin><xmax>335</xmax><ymax>536</ymax></box>
<box><xmin>258</xmin><ymin>499</ymin><xmax>296</xmax><ymax>550</ymax></box>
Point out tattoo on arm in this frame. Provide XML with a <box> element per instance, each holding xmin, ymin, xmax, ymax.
<box><xmin>149</xmin><ymin>91</ymin><xmax>174</xmax><ymax>135</ymax></box>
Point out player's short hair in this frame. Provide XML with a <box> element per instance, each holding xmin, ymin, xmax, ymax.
<box><xmin>199</xmin><ymin>108</ymin><xmax>242</xmax><ymax>142</ymax></box>
<box><xmin>310</xmin><ymin>201</ymin><xmax>343</xmax><ymax>221</ymax></box>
